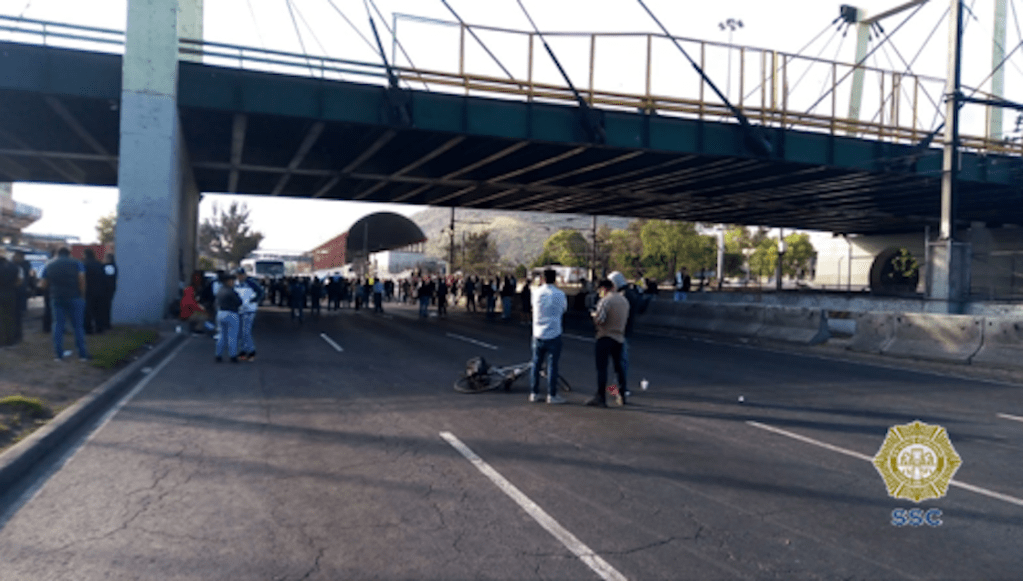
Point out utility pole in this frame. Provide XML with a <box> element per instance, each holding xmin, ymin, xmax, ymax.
<box><xmin>591</xmin><ymin>215</ymin><xmax>598</xmax><ymax>282</ymax></box>
<box><xmin>718</xmin><ymin>18</ymin><xmax>743</xmax><ymax>101</ymax></box>
<box><xmin>989</xmin><ymin>0</ymin><xmax>1008</xmax><ymax>141</ymax></box>
<box><xmin>449</xmin><ymin>207</ymin><xmax>455</xmax><ymax>274</ymax></box>
<box><xmin>932</xmin><ymin>0</ymin><xmax>964</xmax><ymax>305</ymax></box>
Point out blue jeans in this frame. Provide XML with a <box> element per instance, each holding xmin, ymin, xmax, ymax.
<box><xmin>239</xmin><ymin>311</ymin><xmax>256</xmax><ymax>354</ymax></box>
<box><xmin>52</xmin><ymin>297</ymin><xmax>89</xmax><ymax>359</ymax></box>
<box><xmin>419</xmin><ymin>296</ymin><xmax>430</xmax><ymax>317</ymax></box>
<box><xmin>501</xmin><ymin>296</ymin><xmax>513</xmax><ymax>319</ymax></box>
<box><xmin>530</xmin><ymin>336</ymin><xmax>562</xmax><ymax>397</ymax></box>
<box><xmin>216</xmin><ymin>311</ymin><xmax>240</xmax><ymax>358</ymax></box>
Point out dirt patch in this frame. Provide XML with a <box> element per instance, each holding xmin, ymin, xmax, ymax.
<box><xmin>0</xmin><ymin>307</ymin><xmax>161</xmax><ymax>453</ymax></box>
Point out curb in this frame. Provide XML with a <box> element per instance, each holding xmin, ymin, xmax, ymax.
<box><xmin>0</xmin><ymin>331</ymin><xmax>188</xmax><ymax>495</ymax></box>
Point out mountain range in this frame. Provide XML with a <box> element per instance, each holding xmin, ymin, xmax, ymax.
<box><xmin>409</xmin><ymin>208</ymin><xmax>633</xmax><ymax>266</ymax></box>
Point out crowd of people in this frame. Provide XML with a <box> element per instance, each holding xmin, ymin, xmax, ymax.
<box><xmin>0</xmin><ymin>247</ymin><xmax>117</xmax><ymax>358</ymax></box>
<box><xmin>175</xmin><ymin>264</ymin><xmax>657</xmax><ymax>407</ymax></box>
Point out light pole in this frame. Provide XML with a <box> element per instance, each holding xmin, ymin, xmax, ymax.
<box><xmin>718</xmin><ymin>18</ymin><xmax>743</xmax><ymax>101</ymax></box>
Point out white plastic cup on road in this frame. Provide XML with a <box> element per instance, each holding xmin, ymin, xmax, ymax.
<box><xmin>640</xmin><ymin>379</ymin><xmax>649</xmax><ymax>391</ymax></box>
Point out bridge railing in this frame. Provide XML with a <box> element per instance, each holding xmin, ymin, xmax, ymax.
<box><xmin>2</xmin><ymin>14</ymin><xmax>1018</xmax><ymax>157</ymax></box>
<box><xmin>391</xmin><ymin>15</ymin><xmax>1021</xmax><ymax>157</ymax></box>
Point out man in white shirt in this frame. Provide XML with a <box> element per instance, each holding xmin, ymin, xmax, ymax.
<box><xmin>530</xmin><ymin>269</ymin><xmax>568</xmax><ymax>404</ymax></box>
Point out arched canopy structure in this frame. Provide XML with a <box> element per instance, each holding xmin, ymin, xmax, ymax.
<box><xmin>346</xmin><ymin>212</ymin><xmax>427</xmax><ymax>259</ymax></box>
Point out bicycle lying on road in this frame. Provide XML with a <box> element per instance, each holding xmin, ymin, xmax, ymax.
<box><xmin>454</xmin><ymin>357</ymin><xmax>572</xmax><ymax>394</ymax></box>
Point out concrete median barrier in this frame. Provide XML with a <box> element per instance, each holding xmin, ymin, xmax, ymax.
<box><xmin>639</xmin><ymin>301</ymin><xmax>763</xmax><ymax>337</ymax></box>
<box><xmin>756</xmin><ymin>307</ymin><xmax>830</xmax><ymax>345</ymax></box>
<box><xmin>971</xmin><ymin>318</ymin><xmax>1023</xmax><ymax>369</ymax></box>
<box><xmin>882</xmin><ymin>313</ymin><xmax>984</xmax><ymax>363</ymax></box>
<box><xmin>847</xmin><ymin>312</ymin><xmax>896</xmax><ymax>354</ymax></box>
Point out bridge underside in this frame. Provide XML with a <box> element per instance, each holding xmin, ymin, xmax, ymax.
<box><xmin>1</xmin><ymin>41</ymin><xmax>1021</xmax><ymax>235</ymax></box>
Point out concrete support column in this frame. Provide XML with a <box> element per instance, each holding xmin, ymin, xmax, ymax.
<box><xmin>113</xmin><ymin>0</ymin><xmax>203</xmax><ymax>324</ymax></box>
<box><xmin>113</xmin><ymin>0</ymin><xmax>182</xmax><ymax>324</ymax></box>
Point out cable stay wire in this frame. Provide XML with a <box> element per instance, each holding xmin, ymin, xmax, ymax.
<box><xmin>515</xmin><ymin>0</ymin><xmax>605</xmax><ymax>142</ymax></box>
<box><xmin>635</xmin><ymin>0</ymin><xmax>771</xmax><ymax>155</ymax></box>
<box><xmin>786</xmin><ymin>27</ymin><xmax>842</xmax><ymax>98</ymax></box>
<box><xmin>366</xmin><ymin>0</ymin><xmax>430</xmax><ymax>90</ymax></box>
<box><xmin>284</xmin><ymin>0</ymin><xmax>316</xmax><ymax>76</ymax></box>
<box><xmin>291</xmin><ymin>0</ymin><xmax>341</xmax><ymax>79</ymax></box>
<box><xmin>245</xmin><ymin>0</ymin><xmax>267</xmax><ymax>49</ymax></box>
<box><xmin>813</xmin><ymin>27</ymin><xmax>848</xmax><ymax>109</ymax></box>
<box><xmin>742</xmin><ymin>18</ymin><xmax>839</xmax><ymax>104</ymax></box>
<box><xmin>323</xmin><ymin>0</ymin><xmax>380</xmax><ymax>58</ymax></box>
<box><xmin>799</xmin><ymin>1</ymin><xmax>927</xmax><ymax>125</ymax></box>
<box><xmin>439</xmin><ymin>0</ymin><xmax>521</xmax><ymax>86</ymax></box>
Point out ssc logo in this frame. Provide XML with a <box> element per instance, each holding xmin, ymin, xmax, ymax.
<box><xmin>891</xmin><ymin>508</ymin><xmax>943</xmax><ymax>527</ymax></box>
<box><xmin>873</xmin><ymin>420</ymin><xmax>962</xmax><ymax>503</ymax></box>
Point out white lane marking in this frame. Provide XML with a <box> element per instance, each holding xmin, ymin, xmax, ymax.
<box><xmin>440</xmin><ymin>432</ymin><xmax>628</xmax><ymax>581</ymax></box>
<box><xmin>996</xmin><ymin>413</ymin><xmax>1023</xmax><ymax>423</ymax></box>
<box><xmin>319</xmin><ymin>333</ymin><xmax>344</xmax><ymax>352</ymax></box>
<box><xmin>0</xmin><ymin>339</ymin><xmax>188</xmax><ymax>531</ymax></box>
<box><xmin>563</xmin><ymin>333</ymin><xmax>595</xmax><ymax>343</ymax></box>
<box><xmin>747</xmin><ymin>421</ymin><xmax>874</xmax><ymax>461</ymax></box>
<box><xmin>446</xmin><ymin>332</ymin><xmax>498</xmax><ymax>351</ymax></box>
<box><xmin>747</xmin><ymin>421</ymin><xmax>1023</xmax><ymax>508</ymax></box>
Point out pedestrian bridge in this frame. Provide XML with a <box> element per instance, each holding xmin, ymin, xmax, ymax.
<box><xmin>0</xmin><ymin>14</ymin><xmax>1019</xmax><ymax>236</ymax></box>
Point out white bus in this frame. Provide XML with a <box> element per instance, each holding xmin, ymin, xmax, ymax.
<box><xmin>240</xmin><ymin>258</ymin><xmax>285</xmax><ymax>280</ymax></box>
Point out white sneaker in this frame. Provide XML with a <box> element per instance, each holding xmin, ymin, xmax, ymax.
<box><xmin>547</xmin><ymin>394</ymin><xmax>566</xmax><ymax>404</ymax></box>
<box><xmin>528</xmin><ymin>393</ymin><xmax>541</xmax><ymax>403</ymax></box>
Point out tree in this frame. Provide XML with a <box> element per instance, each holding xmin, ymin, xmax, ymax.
<box><xmin>748</xmin><ymin>237</ymin><xmax>779</xmax><ymax>282</ymax></box>
<box><xmin>198</xmin><ymin>201</ymin><xmax>264</xmax><ymax>268</ymax></box>
<box><xmin>96</xmin><ymin>212</ymin><xmax>116</xmax><ymax>246</ymax></box>
<box><xmin>602</xmin><ymin>221</ymin><xmax>645</xmax><ymax>279</ymax></box>
<box><xmin>533</xmin><ymin>229</ymin><xmax>590</xmax><ymax>267</ymax></box>
<box><xmin>457</xmin><ymin>231</ymin><xmax>501</xmax><ymax>275</ymax></box>
<box><xmin>723</xmin><ymin>225</ymin><xmax>770</xmax><ymax>279</ymax></box>
<box><xmin>639</xmin><ymin>220</ymin><xmax>715</xmax><ymax>281</ymax></box>
<box><xmin>780</xmin><ymin>233</ymin><xmax>817</xmax><ymax>279</ymax></box>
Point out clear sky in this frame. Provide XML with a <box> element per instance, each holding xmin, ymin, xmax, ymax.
<box><xmin>4</xmin><ymin>0</ymin><xmax>1020</xmax><ymax>250</ymax></box>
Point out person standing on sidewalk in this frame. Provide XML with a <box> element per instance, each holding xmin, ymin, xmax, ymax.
<box><xmin>235</xmin><ymin>267</ymin><xmax>263</xmax><ymax>361</ymax></box>
<box><xmin>39</xmin><ymin>247</ymin><xmax>90</xmax><ymax>361</ymax></box>
<box><xmin>215</xmin><ymin>273</ymin><xmax>242</xmax><ymax>363</ymax></box>
<box><xmin>529</xmin><ymin>269</ymin><xmax>567</xmax><ymax>404</ymax></box>
<box><xmin>586</xmin><ymin>279</ymin><xmax>629</xmax><ymax>408</ymax></box>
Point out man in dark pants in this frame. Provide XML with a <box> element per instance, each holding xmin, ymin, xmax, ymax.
<box><xmin>40</xmin><ymin>247</ymin><xmax>90</xmax><ymax>361</ymax></box>
<box><xmin>12</xmin><ymin>251</ymin><xmax>32</xmax><ymax>343</ymax></box>
<box><xmin>101</xmin><ymin>253</ymin><xmax>117</xmax><ymax>331</ymax></box>
<box><xmin>0</xmin><ymin>253</ymin><xmax>19</xmax><ymax>347</ymax></box>
<box><xmin>82</xmin><ymin>249</ymin><xmax>105</xmax><ymax>334</ymax></box>
<box><xmin>586</xmin><ymin>279</ymin><xmax>629</xmax><ymax>408</ymax></box>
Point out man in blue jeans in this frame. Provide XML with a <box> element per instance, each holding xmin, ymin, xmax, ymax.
<box><xmin>40</xmin><ymin>247</ymin><xmax>90</xmax><ymax>361</ymax></box>
<box><xmin>529</xmin><ymin>269</ymin><xmax>567</xmax><ymax>404</ymax></box>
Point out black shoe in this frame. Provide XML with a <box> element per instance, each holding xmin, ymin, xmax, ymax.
<box><xmin>585</xmin><ymin>396</ymin><xmax>607</xmax><ymax>408</ymax></box>
<box><xmin>215</xmin><ymin>356</ymin><xmax>223</xmax><ymax>363</ymax></box>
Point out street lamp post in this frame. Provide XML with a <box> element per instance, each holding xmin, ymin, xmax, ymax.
<box><xmin>718</xmin><ymin>18</ymin><xmax>743</xmax><ymax>101</ymax></box>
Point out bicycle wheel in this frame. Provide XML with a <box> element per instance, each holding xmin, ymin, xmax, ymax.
<box><xmin>454</xmin><ymin>371</ymin><xmax>505</xmax><ymax>393</ymax></box>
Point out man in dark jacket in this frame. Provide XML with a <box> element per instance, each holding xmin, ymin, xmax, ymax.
<box><xmin>82</xmin><ymin>249</ymin><xmax>105</xmax><ymax>334</ymax></box>
<box><xmin>101</xmin><ymin>254</ymin><xmax>117</xmax><ymax>331</ymax></box>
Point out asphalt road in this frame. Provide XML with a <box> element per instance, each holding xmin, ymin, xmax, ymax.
<box><xmin>0</xmin><ymin>301</ymin><xmax>1021</xmax><ymax>580</ymax></box>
